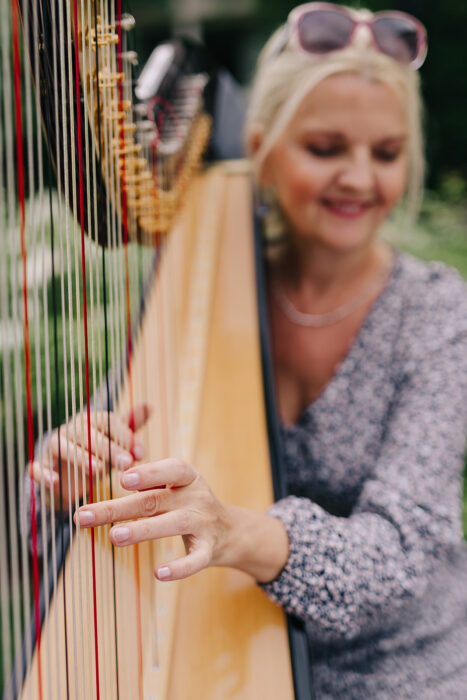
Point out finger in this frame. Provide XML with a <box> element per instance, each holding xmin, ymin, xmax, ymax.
<box><xmin>90</xmin><ymin>411</ymin><xmax>139</xmax><ymax>456</ymax></box>
<box><xmin>65</xmin><ymin>420</ymin><xmax>134</xmax><ymax>472</ymax></box>
<box><xmin>119</xmin><ymin>458</ymin><xmax>197</xmax><ymax>491</ymax></box>
<box><xmin>107</xmin><ymin>510</ymin><xmax>191</xmax><ymax>546</ymax></box>
<box><xmin>123</xmin><ymin>402</ymin><xmax>153</xmax><ymax>433</ymax></box>
<box><xmin>156</xmin><ymin>545</ymin><xmax>211</xmax><ymax>581</ymax></box>
<box><xmin>76</xmin><ymin>488</ymin><xmax>176</xmax><ymax>527</ymax></box>
<box><xmin>49</xmin><ymin>432</ymin><xmax>101</xmax><ymax>475</ymax></box>
<box><xmin>29</xmin><ymin>460</ymin><xmax>59</xmax><ymax>488</ymax></box>
<box><xmin>30</xmin><ymin>459</ymin><xmax>82</xmax><ymax>509</ymax></box>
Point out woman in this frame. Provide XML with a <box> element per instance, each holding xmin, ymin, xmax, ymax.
<box><xmin>37</xmin><ymin>4</ymin><xmax>467</xmax><ymax>698</ymax></box>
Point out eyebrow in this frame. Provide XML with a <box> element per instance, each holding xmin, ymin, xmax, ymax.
<box><xmin>375</xmin><ymin>136</ymin><xmax>407</xmax><ymax>145</ymax></box>
<box><xmin>300</xmin><ymin>130</ymin><xmax>407</xmax><ymax>144</ymax></box>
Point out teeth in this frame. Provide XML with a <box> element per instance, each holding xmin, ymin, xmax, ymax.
<box><xmin>327</xmin><ymin>202</ymin><xmax>368</xmax><ymax>213</ymax></box>
<box><xmin>338</xmin><ymin>204</ymin><xmax>361</xmax><ymax>212</ymax></box>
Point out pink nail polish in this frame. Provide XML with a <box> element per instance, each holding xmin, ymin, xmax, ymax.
<box><xmin>113</xmin><ymin>526</ymin><xmax>130</xmax><ymax>544</ymax></box>
<box><xmin>157</xmin><ymin>566</ymin><xmax>171</xmax><ymax>580</ymax></box>
<box><xmin>86</xmin><ymin>457</ymin><xmax>97</xmax><ymax>475</ymax></box>
<box><xmin>122</xmin><ymin>472</ymin><xmax>140</xmax><ymax>488</ymax></box>
<box><xmin>78</xmin><ymin>510</ymin><xmax>95</xmax><ymax>526</ymax></box>
<box><xmin>116</xmin><ymin>454</ymin><xmax>133</xmax><ymax>471</ymax></box>
<box><xmin>132</xmin><ymin>444</ymin><xmax>144</xmax><ymax>461</ymax></box>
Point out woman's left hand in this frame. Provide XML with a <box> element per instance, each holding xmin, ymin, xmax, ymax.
<box><xmin>75</xmin><ymin>458</ymin><xmax>233</xmax><ymax>581</ymax></box>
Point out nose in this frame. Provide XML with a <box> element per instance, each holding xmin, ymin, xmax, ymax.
<box><xmin>336</xmin><ymin>147</ymin><xmax>375</xmax><ymax>193</ymax></box>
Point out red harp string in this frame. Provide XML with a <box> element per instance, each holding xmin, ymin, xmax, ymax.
<box><xmin>10</xmin><ymin>0</ymin><xmax>43</xmax><ymax>697</ymax></box>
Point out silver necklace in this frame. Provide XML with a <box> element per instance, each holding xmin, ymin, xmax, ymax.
<box><xmin>272</xmin><ymin>264</ymin><xmax>392</xmax><ymax>328</ymax></box>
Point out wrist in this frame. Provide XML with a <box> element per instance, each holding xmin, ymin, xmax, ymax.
<box><xmin>221</xmin><ymin>504</ymin><xmax>289</xmax><ymax>583</ymax></box>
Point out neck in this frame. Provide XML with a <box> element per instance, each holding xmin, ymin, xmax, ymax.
<box><xmin>275</xmin><ymin>239</ymin><xmax>391</xmax><ymax>302</ymax></box>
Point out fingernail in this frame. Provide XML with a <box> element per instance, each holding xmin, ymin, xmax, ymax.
<box><xmin>86</xmin><ymin>457</ymin><xmax>97</xmax><ymax>474</ymax></box>
<box><xmin>78</xmin><ymin>510</ymin><xmax>95</xmax><ymax>526</ymax></box>
<box><xmin>112</xmin><ymin>526</ymin><xmax>130</xmax><ymax>544</ymax></box>
<box><xmin>115</xmin><ymin>454</ymin><xmax>133</xmax><ymax>471</ymax></box>
<box><xmin>157</xmin><ymin>566</ymin><xmax>171</xmax><ymax>580</ymax></box>
<box><xmin>44</xmin><ymin>470</ymin><xmax>58</xmax><ymax>485</ymax></box>
<box><xmin>122</xmin><ymin>472</ymin><xmax>140</xmax><ymax>488</ymax></box>
<box><xmin>131</xmin><ymin>444</ymin><xmax>144</xmax><ymax>461</ymax></box>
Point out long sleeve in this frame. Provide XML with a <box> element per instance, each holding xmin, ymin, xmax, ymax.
<box><xmin>261</xmin><ymin>262</ymin><xmax>467</xmax><ymax>646</ymax></box>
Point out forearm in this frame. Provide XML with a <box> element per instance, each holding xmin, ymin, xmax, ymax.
<box><xmin>221</xmin><ymin>504</ymin><xmax>289</xmax><ymax>583</ymax></box>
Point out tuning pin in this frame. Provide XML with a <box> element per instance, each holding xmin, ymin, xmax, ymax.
<box><xmin>136</xmin><ymin>119</ymin><xmax>157</xmax><ymax>132</ymax></box>
<box><xmin>121</xmin><ymin>50</ymin><xmax>138</xmax><ymax>66</ymax></box>
<box><xmin>133</xmin><ymin>103</ymin><xmax>148</xmax><ymax>118</ymax></box>
<box><xmin>120</xmin><ymin>14</ymin><xmax>135</xmax><ymax>31</ymax></box>
<box><xmin>138</xmin><ymin>131</ymin><xmax>158</xmax><ymax>147</ymax></box>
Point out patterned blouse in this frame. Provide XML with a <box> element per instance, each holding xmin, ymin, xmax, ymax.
<box><xmin>261</xmin><ymin>251</ymin><xmax>467</xmax><ymax>699</ymax></box>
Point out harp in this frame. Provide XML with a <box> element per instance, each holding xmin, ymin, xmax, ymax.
<box><xmin>0</xmin><ymin>0</ymin><xmax>311</xmax><ymax>697</ymax></box>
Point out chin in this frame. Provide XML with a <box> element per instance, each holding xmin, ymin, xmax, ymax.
<box><xmin>316</xmin><ymin>226</ymin><xmax>378</xmax><ymax>254</ymax></box>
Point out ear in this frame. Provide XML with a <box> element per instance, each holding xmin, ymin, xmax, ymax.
<box><xmin>248</xmin><ymin>126</ymin><xmax>273</xmax><ymax>187</ymax></box>
<box><xmin>248</xmin><ymin>126</ymin><xmax>263</xmax><ymax>159</ymax></box>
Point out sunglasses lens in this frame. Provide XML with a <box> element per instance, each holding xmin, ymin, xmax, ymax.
<box><xmin>297</xmin><ymin>10</ymin><xmax>354</xmax><ymax>54</ymax></box>
<box><xmin>372</xmin><ymin>17</ymin><xmax>420</xmax><ymax>64</ymax></box>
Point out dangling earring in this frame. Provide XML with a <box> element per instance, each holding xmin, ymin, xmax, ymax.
<box><xmin>256</xmin><ymin>186</ymin><xmax>288</xmax><ymax>246</ymax></box>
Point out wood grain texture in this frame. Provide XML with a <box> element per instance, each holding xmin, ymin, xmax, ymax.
<box><xmin>20</xmin><ymin>166</ymin><xmax>294</xmax><ymax>699</ymax></box>
<box><xmin>168</xmin><ymin>166</ymin><xmax>294</xmax><ymax>699</ymax></box>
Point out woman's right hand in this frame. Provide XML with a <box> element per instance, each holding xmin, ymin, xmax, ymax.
<box><xmin>29</xmin><ymin>403</ymin><xmax>152</xmax><ymax>511</ymax></box>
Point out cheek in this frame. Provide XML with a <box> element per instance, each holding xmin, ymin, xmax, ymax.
<box><xmin>380</xmin><ymin>160</ymin><xmax>408</xmax><ymax>208</ymax></box>
<box><xmin>279</xmin><ymin>154</ymin><xmax>329</xmax><ymax>205</ymax></box>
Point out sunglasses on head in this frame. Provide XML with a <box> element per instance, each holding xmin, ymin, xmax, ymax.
<box><xmin>268</xmin><ymin>3</ymin><xmax>427</xmax><ymax>69</ymax></box>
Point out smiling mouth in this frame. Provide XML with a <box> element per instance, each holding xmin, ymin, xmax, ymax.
<box><xmin>321</xmin><ymin>199</ymin><xmax>374</xmax><ymax>218</ymax></box>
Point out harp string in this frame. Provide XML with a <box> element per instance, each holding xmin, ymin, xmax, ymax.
<box><xmin>101</xmin><ymin>0</ymin><xmax>120</xmax><ymax>690</ymax></box>
<box><xmin>21</xmin><ymin>0</ymin><xmax>50</xmax><ymax>692</ymax></box>
<box><xmin>87</xmin><ymin>2</ymin><xmax>114</xmax><ymax>695</ymax></box>
<box><xmin>28</xmin><ymin>0</ymin><xmax>56</xmax><ymax>691</ymax></box>
<box><xmin>1</xmin><ymin>2</ymin><xmax>213</xmax><ymax>693</ymax></box>
<box><xmin>116</xmin><ymin>6</ymin><xmax>145</xmax><ymax>695</ymax></box>
<box><xmin>104</xmin><ymin>0</ymin><xmax>127</xmax><ymax>690</ymax></box>
<box><xmin>0</xmin><ymin>2</ymin><xmax>17</xmax><ymax>692</ymax></box>
<box><xmin>81</xmin><ymin>0</ymin><xmax>97</xmax><ymax>689</ymax></box>
<box><xmin>11</xmin><ymin>5</ymin><xmax>36</xmax><ymax>700</ymax></box>
<box><xmin>62</xmin><ymin>0</ymin><xmax>85</xmax><ymax>693</ymax></box>
<box><xmin>107</xmin><ymin>5</ymin><xmax>132</xmax><ymax>693</ymax></box>
<box><xmin>91</xmin><ymin>0</ymin><xmax>121</xmax><ymax>694</ymax></box>
<box><xmin>31</xmin><ymin>3</ymin><xmax>56</xmax><ymax>688</ymax></box>
<box><xmin>46</xmin><ymin>0</ymin><xmax>74</xmax><ymax>692</ymax></box>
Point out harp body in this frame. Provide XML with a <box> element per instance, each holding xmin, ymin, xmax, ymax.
<box><xmin>18</xmin><ymin>166</ymin><xmax>294</xmax><ymax>699</ymax></box>
<box><xmin>0</xmin><ymin>0</ymin><xmax>297</xmax><ymax>695</ymax></box>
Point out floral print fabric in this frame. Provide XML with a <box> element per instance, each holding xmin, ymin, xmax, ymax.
<box><xmin>261</xmin><ymin>252</ymin><xmax>467</xmax><ymax>699</ymax></box>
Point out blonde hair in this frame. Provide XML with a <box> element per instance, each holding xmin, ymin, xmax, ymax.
<box><xmin>246</xmin><ymin>7</ymin><xmax>425</xmax><ymax>226</ymax></box>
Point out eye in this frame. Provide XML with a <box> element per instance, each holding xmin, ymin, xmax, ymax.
<box><xmin>306</xmin><ymin>144</ymin><xmax>344</xmax><ymax>158</ymax></box>
<box><xmin>372</xmin><ymin>147</ymin><xmax>403</xmax><ymax>163</ymax></box>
